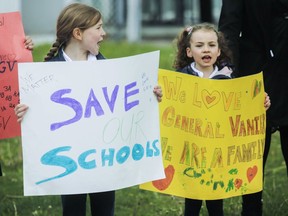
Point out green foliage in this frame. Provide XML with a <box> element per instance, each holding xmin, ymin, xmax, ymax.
<box><xmin>1</xmin><ymin>133</ymin><xmax>287</xmax><ymax>215</ymax></box>
<box><xmin>100</xmin><ymin>41</ymin><xmax>175</xmax><ymax>70</ymax></box>
<box><xmin>31</xmin><ymin>44</ymin><xmax>51</xmax><ymax>62</ymax></box>
<box><xmin>0</xmin><ymin>42</ymin><xmax>287</xmax><ymax>215</ymax></box>
<box><xmin>31</xmin><ymin>40</ymin><xmax>176</xmax><ymax>69</ymax></box>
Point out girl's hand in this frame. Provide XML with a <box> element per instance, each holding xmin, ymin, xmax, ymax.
<box><xmin>264</xmin><ymin>92</ymin><xmax>271</xmax><ymax>111</ymax></box>
<box><xmin>24</xmin><ymin>36</ymin><xmax>34</xmax><ymax>51</ymax></box>
<box><xmin>153</xmin><ymin>85</ymin><xmax>163</xmax><ymax>102</ymax></box>
<box><xmin>14</xmin><ymin>104</ymin><xmax>29</xmax><ymax>123</ymax></box>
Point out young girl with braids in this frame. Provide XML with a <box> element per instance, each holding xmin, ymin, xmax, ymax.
<box><xmin>15</xmin><ymin>3</ymin><xmax>162</xmax><ymax>216</ymax></box>
<box><xmin>173</xmin><ymin>23</ymin><xmax>271</xmax><ymax>216</ymax></box>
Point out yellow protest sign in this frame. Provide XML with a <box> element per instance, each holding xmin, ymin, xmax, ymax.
<box><xmin>141</xmin><ymin>69</ymin><xmax>265</xmax><ymax>200</ymax></box>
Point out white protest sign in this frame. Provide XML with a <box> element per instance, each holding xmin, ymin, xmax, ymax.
<box><xmin>18</xmin><ymin>51</ymin><xmax>165</xmax><ymax>196</ymax></box>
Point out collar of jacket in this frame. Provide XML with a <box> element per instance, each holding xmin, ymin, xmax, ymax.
<box><xmin>47</xmin><ymin>48</ymin><xmax>106</xmax><ymax>62</ymax></box>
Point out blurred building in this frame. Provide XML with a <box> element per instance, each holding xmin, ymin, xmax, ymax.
<box><xmin>0</xmin><ymin>0</ymin><xmax>222</xmax><ymax>42</ymax></box>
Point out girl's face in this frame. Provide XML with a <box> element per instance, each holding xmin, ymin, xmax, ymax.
<box><xmin>81</xmin><ymin>18</ymin><xmax>106</xmax><ymax>55</ymax></box>
<box><xmin>186</xmin><ymin>29</ymin><xmax>220</xmax><ymax>73</ymax></box>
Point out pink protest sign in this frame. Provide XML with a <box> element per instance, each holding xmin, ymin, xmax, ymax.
<box><xmin>0</xmin><ymin>11</ymin><xmax>33</xmax><ymax>139</ymax></box>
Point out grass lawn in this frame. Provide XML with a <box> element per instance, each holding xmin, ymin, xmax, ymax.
<box><xmin>0</xmin><ymin>41</ymin><xmax>287</xmax><ymax>215</ymax></box>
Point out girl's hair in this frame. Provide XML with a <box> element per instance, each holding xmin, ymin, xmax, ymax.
<box><xmin>44</xmin><ymin>3</ymin><xmax>102</xmax><ymax>61</ymax></box>
<box><xmin>173</xmin><ymin>23</ymin><xmax>233</xmax><ymax>70</ymax></box>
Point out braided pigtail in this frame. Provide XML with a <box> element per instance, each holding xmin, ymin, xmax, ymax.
<box><xmin>44</xmin><ymin>39</ymin><xmax>62</xmax><ymax>61</ymax></box>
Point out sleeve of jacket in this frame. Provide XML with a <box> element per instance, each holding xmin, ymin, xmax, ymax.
<box><xmin>218</xmin><ymin>0</ymin><xmax>243</xmax><ymax>76</ymax></box>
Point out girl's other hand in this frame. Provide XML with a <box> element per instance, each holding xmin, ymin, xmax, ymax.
<box><xmin>264</xmin><ymin>92</ymin><xmax>271</xmax><ymax>111</ymax></box>
<box><xmin>14</xmin><ymin>104</ymin><xmax>29</xmax><ymax>122</ymax></box>
<box><xmin>153</xmin><ymin>85</ymin><xmax>163</xmax><ymax>102</ymax></box>
<box><xmin>24</xmin><ymin>36</ymin><xmax>34</xmax><ymax>51</ymax></box>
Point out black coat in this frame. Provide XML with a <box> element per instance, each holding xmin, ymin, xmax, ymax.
<box><xmin>218</xmin><ymin>0</ymin><xmax>273</xmax><ymax>76</ymax></box>
<box><xmin>219</xmin><ymin>0</ymin><xmax>288</xmax><ymax>127</ymax></box>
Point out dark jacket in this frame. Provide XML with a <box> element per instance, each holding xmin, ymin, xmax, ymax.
<box><xmin>178</xmin><ymin>64</ymin><xmax>232</xmax><ymax>80</ymax></box>
<box><xmin>219</xmin><ymin>0</ymin><xmax>288</xmax><ymax>127</ymax></box>
<box><xmin>47</xmin><ymin>49</ymin><xmax>105</xmax><ymax>62</ymax></box>
<box><xmin>218</xmin><ymin>0</ymin><xmax>273</xmax><ymax>77</ymax></box>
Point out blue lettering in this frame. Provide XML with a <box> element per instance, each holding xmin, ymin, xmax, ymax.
<box><xmin>146</xmin><ymin>140</ymin><xmax>160</xmax><ymax>157</ymax></box>
<box><xmin>50</xmin><ymin>82</ymin><xmax>140</xmax><ymax>130</ymax></box>
<box><xmin>132</xmin><ymin>143</ymin><xmax>144</xmax><ymax>161</ymax></box>
<box><xmin>50</xmin><ymin>89</ymin><xmax>82</xmax><ymax>131</ymax></box>
<box><xmin>103</xmin><ymin>85</ymin><xmax>119</xmax><ymax>112</ymax></box>
<box><xmin>116</xmin><ymin>146</ymin><xmax>130</xmax><ymax>164</ymax></box>
<box><xmin>78</xmin><ymin>149</ymin><xmax>97</xmax><ymax>169</ymax></box>
<box><xmin>101</xmin><ymin>148</ymin><xmax>115</xmax><ymax>166</ymax></box>
<box><xmin>152</xmin><ymin>139</ymin><xmax>160</xmax><ymax>156</ymax></box>
<box><xmin>125</xmin><ymin>82</ymin><xmax>139</xmax><ymax>111</ymax></box>
<box><xmin>34</xmin><ymin>140</ymin><xmax>160</xmax><ymax>184</ymax></box>
<box><xmin>36</xmin><ymin>146</ymin><xmax>77</xmax><ymax>185</ymax></box>
<box><xmin>146</xmin><ymin>141</ymin><xmax>154</xmax><ymax>157</ymax></box>
<box><xmin>84</xmin><ymin>89</ymin><xmax>104</xmax><ymax>117</ymax></box>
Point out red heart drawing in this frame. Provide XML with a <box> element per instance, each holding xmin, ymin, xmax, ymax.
<box><xmin>206</xmin><ymin>96</ymin><xmax>216</xmax><ymax>104</ymax></box>
<box><xmin>152</xmin><ymin>165</ymin><xmax>175</xmax><ymax>191</ymax></box>
<box><xmin>202</xmin><ymin>90</ymin><xmax>221</xmax><ymax>109</ymax></box>
<box><xmin>8</xmin><ymin>54</ymin><xmax>16</xmax><ymax>61</ymax></box>
<box><xmin>247</xmin><ymin>166</ymin><xmax>258</xmax><ymax>183</ymax></box>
